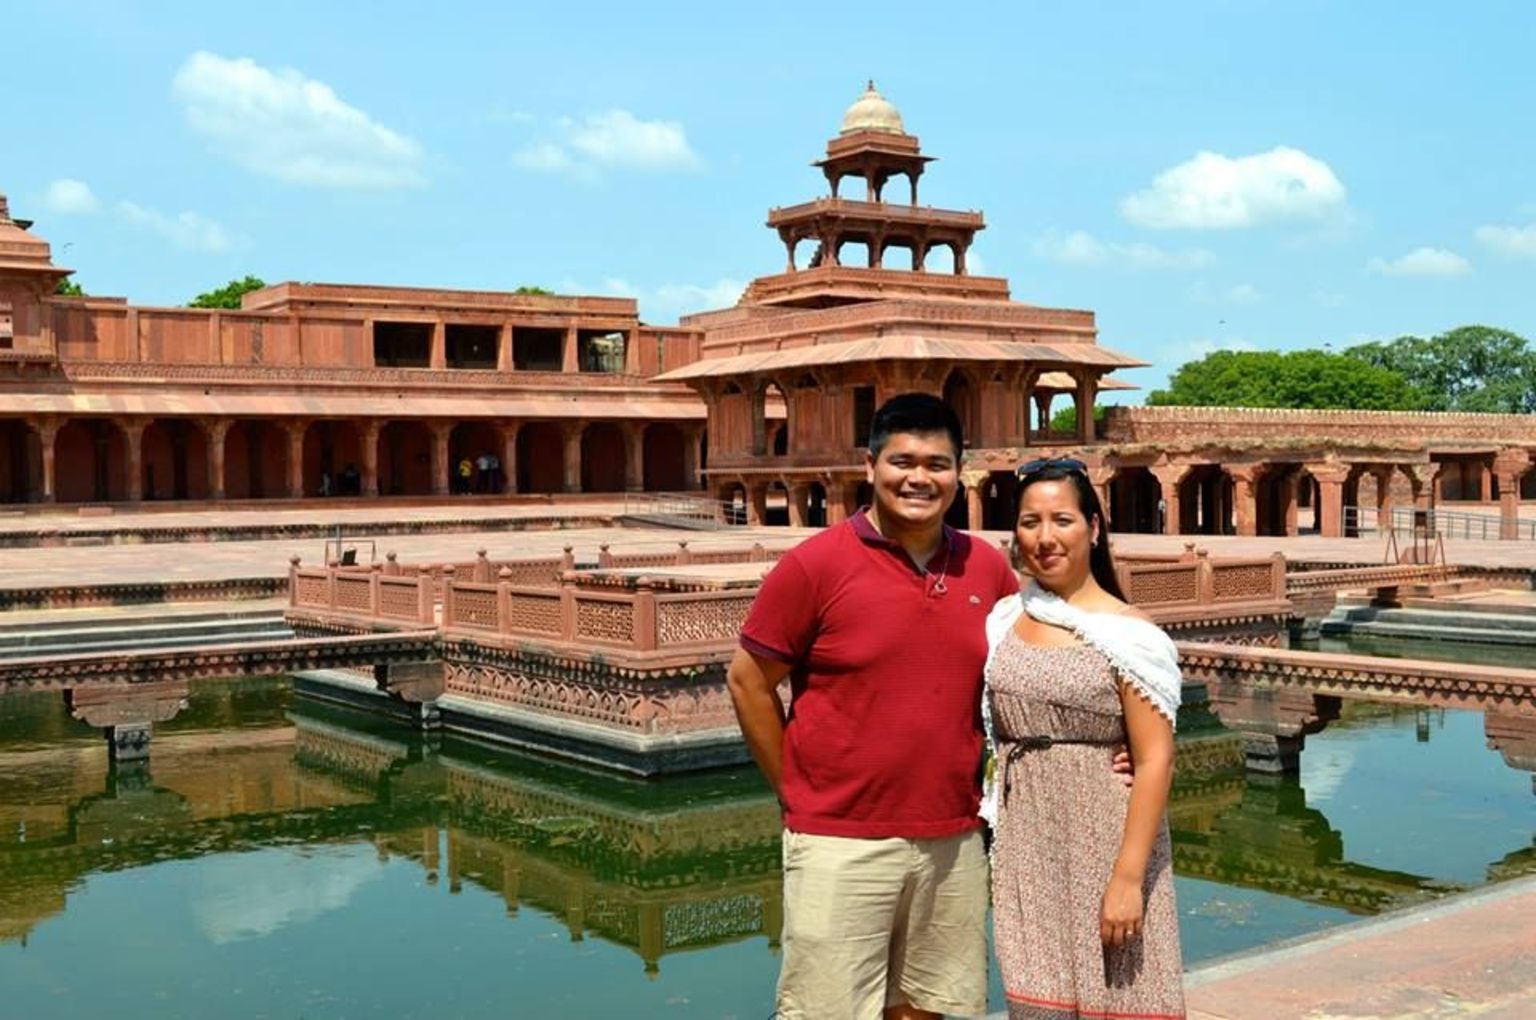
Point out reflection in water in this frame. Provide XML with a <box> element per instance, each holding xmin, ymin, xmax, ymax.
<box><xmin>0</xmin><ymin>678</ymin><xmax>1531</xmax><ymax>1018</ymax></box>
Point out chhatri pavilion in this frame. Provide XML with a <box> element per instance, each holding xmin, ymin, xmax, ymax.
<box><xmin>2</xmin><ymin>84</ymin><xmax>1534</xmax><ymax>538</ymax></box>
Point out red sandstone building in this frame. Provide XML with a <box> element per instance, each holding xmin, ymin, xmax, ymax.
<box><xmin>3</xmin><ymin>85</ymin><xmax>1533</xmax><ymax>537</ymax></box>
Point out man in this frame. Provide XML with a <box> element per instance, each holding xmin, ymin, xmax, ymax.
<box><xmin>727</xmin><ymin>393</ymin><xmax>1015</xmax><ymax>1019</ymax></box>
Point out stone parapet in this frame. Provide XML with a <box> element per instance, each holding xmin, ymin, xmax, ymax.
<box><xmin>1105</xmin><ymin>405</ymin><xmax>1536</xmax><ymax>448</ymax></box>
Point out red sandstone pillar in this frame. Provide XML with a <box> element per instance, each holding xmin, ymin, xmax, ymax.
<box><xmin>120</xmin><ymin>418</ymin><xmax>146</xmax><ymax>503</ymax></box>
<box><xmin>1229</xmin><ymin>466</ymin><xmax>1259</xmax><ymax>537</ymax></box>
<box><xmin>624</xmin><ymin>424</ymin><xmax>645</xmax><ymax>493</ymax></box>
<box><xmin>562</xmin><ymin>326</ymin><xmax>579</xmax><ymax>374</ymax></box>
<box><xmin>827</xmin><ymin>481</ymin><xmax>849</xmax><ymax>525</ymax></box>
<box><xmin>747</xmin><ymin>481</ymin><xmax>767</xmax><ymax>526</ymax></box>
<box><xmin>360</xmin><ymin>421</ymin><xmax>381</xmax><ymax>498</ymax></box>
<box><xmin>1088</xmin><ymin>467</ymin><xmax>1114</xmax><ymax>530</ymax></box>
<box><xmin>430</xmin><ymin>320</ymin><xmax>446</xmax><ymax>370</ymax></box>
<box><xmin>965</xmin><ymin>479</ymin><xmax>984</xmax><ymax>532</ymax></box>
<box><xmin>1307</xmin><ymin>462</ymin><xmax>1350</xmax><ymax>539</ymax></box>
<box><xmin>1150</xmin><ymin>464</ymin><xmax>1187</xmax><ymax>536</ymax></box>
<box><xmin>1074</xmin><ymin>374</ymin><xmax>1096</xmax><ymax>444</ymax></box>
<box><xmin>1410</xmin><ymin>463</ymin><xmax>1440</xmax><ymax>512</ymax></box>
<box><xmin>682</xmin><ymin>425</ymin><xmax>703</xmax><ymax>491</ymax></box>
<box><xmin>285</xmin><ymin>422</ymin><xmax>307</xmax><ymax>499</ymax></box>
<box><xmin>561</xmin><ymin>423</ymin><xmax>582</xmax><ymax>493</ymax></box>
<box><xmin>205</xmin><ymin>419</ymin><xmax>229</xmax><ymax>501</ymax></box>
<box><xmin>35</xmin><ymin>418</ymin><xmax>59</xmax><ymax>504</ymax></box>
<box><xmin>1372</xmin><ymin>467</ymin><xmax>1394</xmax><ymax>532</ymax></box>
<box><xmin>1033</xmin><ymin>392</ymin><xmax>1053</xmax><ymax>441</ymax></box>
<box><xmin>787</xmin><ymin>483</ymin><xmax>808</xmax><ymax>527</ymax></box>
<box><xmin>501</xmin><ymin>421</ymin><xmax>520</xmax><ymax>495</ymax></box>
<box><xmin>1480</xmin><ymin>461</ymin><xmax>1494</xmax><ymax>502</ymax></box>
<box><xmin>429</xmin><ymin>423</ymin><xmax>451</xmax><ymax>496</ymax></box>
<box><xmin>496</xmin><ymin>323</ymin><xmax>513</xmax><ymax>372</ymax></box>
<box><xmin>1494</xmin><ymin>449</ymin><xmax>1530</xmax><ymax>541</ymax></box>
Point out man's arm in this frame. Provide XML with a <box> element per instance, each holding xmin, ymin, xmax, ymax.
<box><xmin>726</xmin><ymin>648</ymin><xmax>794</xmax><ymax>795</ymax></box>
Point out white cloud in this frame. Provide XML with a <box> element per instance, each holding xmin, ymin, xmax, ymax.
<box><xmin>172</xmin><ymin>51</ymin><xmax>425</xmax><ymax>189</ymax></box>
<box><xmin>1190</xmin><ymin>281</ymin><xmax>1263</xmax><ymax>305</ymax></box>
<box><xmin>513</xmin><ymin>109</ymin><xmax>700</xmax><ymax>177</ymax></box>
<box><xmin>42</xmin><ymin>178</ymin><xmax>98</xmax><ymax>214</ymax></box>
<box><xmin>1120</xmin><ymin>146</ymin><xmax>1347</xmax><ymax>230</ymax></box>
<box><xmin>1475</xmin><ymin>222</ymin><xmax>1536</xmax><ymax>257</ymax></box>
<box><xmin>1368</xmin><ymin>247</ymin><xmax>1471</xmax><ymax>278</ymax></box>
<box><xmin>555</xmin><ymin>275</ymin><xmax>744</xmax><ymax>321</ymax></box>
<box><xmin>117</xmin><ymin>200</ymin><xmax>236</xmax><ymax>252</ymax></box>
<box><xmin>1313</xmin><ymin>290</ymin><xmax>1348</xmax><ymax>308</ymax></box>
<box><xmin>1030</xmin><ymin>229</ymin><xmax>1213</xmax><ymax>269</ymax></box>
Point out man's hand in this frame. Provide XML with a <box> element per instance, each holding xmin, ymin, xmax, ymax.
<box><xmin>726</xmin><ymin>648</ymin><xmax>793</xmax><ymax>795</ymax></box>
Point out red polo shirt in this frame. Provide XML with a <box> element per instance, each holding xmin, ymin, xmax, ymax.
<box><xmin>740</xmin><ymin>512</ymin><xmax>1019</xmax><ymax>839</ymax></box>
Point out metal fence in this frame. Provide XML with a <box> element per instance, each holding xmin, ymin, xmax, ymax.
<box><xmin>1343</xmin><ymin>505</ymin><xmax>1536</xmax><ymax>542</ymax></box>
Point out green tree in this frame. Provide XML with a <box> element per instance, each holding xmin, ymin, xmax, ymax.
<box><xmin>513</xmin><ymin>285</ymin><xmax>553</xmax><ymax>296</ymax></box>
<box><xmin>1344</xmin><ymin>325</ymin><xmax>1536</xmax><ymax>413</ymax></box>
<box><xmin>1147</xmin><ymin>349</ymin><xmax>1425</xmax><ymax>410</ymax></box>
<box><xmin>54</xmin><ymin>278</ymin><xmax>84</xmax><ymax>296</ymax></box>
<box><xmin>188</xmin><ymin>275</ymin><xmax>267</xmax><ymax>309</ymax></box>
<box><xmin>1049</xmin><ymin>404</ymin><xmax>1107</xmax><ymax>435</ymax></box>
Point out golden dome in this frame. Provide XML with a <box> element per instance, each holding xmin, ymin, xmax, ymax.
<box><xmin>839</xmin><ymin>81</ymin><xmax>905</xmax><ymax>135</ymax></box>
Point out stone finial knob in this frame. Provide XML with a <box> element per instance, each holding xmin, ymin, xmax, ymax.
<box><xmin>289</xmin><ymin>555</ymin><xmax>301</xmax><ymax>566</ymax></box>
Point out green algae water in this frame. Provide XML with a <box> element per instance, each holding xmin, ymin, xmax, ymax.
<box><xmin>0</xmin><ymin>677</ymin><xmax>1531</xmax><ymax>1019</ymax></box>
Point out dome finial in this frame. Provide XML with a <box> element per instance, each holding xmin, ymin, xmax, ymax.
<box><xmin>840</xmin><ymin>82</ymin><xmax>905</xmax><ymax>136</ymax></box>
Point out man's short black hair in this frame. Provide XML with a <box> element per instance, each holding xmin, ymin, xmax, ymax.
<box><xmin>867</xmin><ymin>392</ymin><xmax>963</xmax><ymax>459</ymax></box>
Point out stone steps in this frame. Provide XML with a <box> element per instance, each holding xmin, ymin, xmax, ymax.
<box><xmin>0</xmin><ymin>607</ymin><xmax>292</xmax><ymax>660</ymax></box>
<box><xmin>1320</xmin><ymin>604</ymin><xmax>1536</xmax><ymax>646</ymax></box>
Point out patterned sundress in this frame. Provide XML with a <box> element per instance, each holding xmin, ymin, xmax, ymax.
<box><xmin>989</xmin><ymin>630</ymin><xmax>1185</xmax><ymax>1019</ymax></box>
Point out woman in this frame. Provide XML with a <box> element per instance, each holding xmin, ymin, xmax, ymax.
<box><xmin>982</xmin><ymin>458</ymin><xmax>1185</xmax><ymax>1019</ymax></box>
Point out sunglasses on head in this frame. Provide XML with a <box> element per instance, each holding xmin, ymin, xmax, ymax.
<box><xmin>1016</xmin><ymin>457</ymin><xmax>1087</xmax><ymax>479</ymax></box>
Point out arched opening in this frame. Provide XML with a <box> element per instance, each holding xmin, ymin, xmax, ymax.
<box><xmin>643</xmin><ymin>423</ymin><xmax>687</xmax><ymax>491</ymax></box>
<box><xmin>855</xmin><ymin>481</ymin><xmax>874</xmax><ymax>510</ymax></box>
<box><xmin>944</xmin><ymin>479</ymin><xmax>970</xmax><ymax>530</ymax></box>
<box><xmin>720</xmin><ymin>482</ymin><xmax>748</xmax><ymax>525</ymax></box>
<box><xmin>1343</xmin><ymin>466</ymin><xmax>1369</xmax><ymax>537</ymax></box>
<box><xmin>581</xmin><ymin>422</ymin><xmax>626</xmax><ymax>493</ymax></box>
<box><xmin>806</xmin><ymin>482</ymin><xmax>829</xmax><ymax>527</ymax></box>
<box><xmin>1522</xmin><ymin>470</ymin><xmax>1536</xmax><ymax>500</ymax></box>
<box><xmin>924</xmin><ymin>242</ymin><xmax>957</xmax><ymax>274</ymax></box>
<box><xmin>942</xmin><ymin>370</ymin><xmax>977</xmax><ymax>450</ymax></box>
<box><xmin>0</xmin><ymin>420</ymin><xmax>41</xmax><ymax>504</ymax></box>
<box><xmin>377</xmin><ymin>421</ymin><xmax>433</xmax><ymax>497</ymax></box>
<box><xmin>55</xmin><ymin>419</ymin><xmax>128</xmax><ymax>503</ymax></box>
<box><xmin>835</xmin><ymin>238</ymin><xmax>873</xmax><ymax>269</ymax></box>
<box><xmin>763</xmin><ymin>381</ymin><xmax>789</xmax><ymax>456</ymax></box>
<box><xmin>1177</xmin><ymin>465</ymin><xmax>1234</xmax><ymax>536</ymax></box>
<box><xmin>449</xmin><ymin>421</ymin><xmax>504</xmax><ymax>494</ymax></box>
<box><xmin>517</xmin><ymin>423</ymin><xmax>565</xmax><ymax>494</ymax></box>
<box><xmin>765</xmin><ymin>481</ymin><xmax>790</xmax><ymax>526</ymax></box>
<box><xmin>983</xmin><ymin>470</ymin><xmax>1019</xmax><ymax>531</ymax></box>
<box><xmin>223</xmin><ymin>421</ymin><xmax>288</xmax><ymax>500</ymax></box>
<box><xmin>1108</xmin><ymin>467</ymin><xmax>1161</xmax><ymax>534</ymax></box>
<box><xmin>301</xmin><ymin>420</ymin><xmax>362</xmax><ymax>498</ymax></box>
<box><xmin>1253</xmin><ymin>465</ymin><xmax>1297</xmax><ymax>537</ymax></box>
<box><xmin>141</xmin><ymin>419</ymin><xmax>208</xmax><ymax>501</ymax></box>
<box><xmin>877</xmin><ymin>239</ymin><xmax>918</xmax><ymax>271</ymax></box>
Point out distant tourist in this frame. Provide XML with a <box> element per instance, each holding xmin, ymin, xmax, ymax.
<box><xmin>456</xmin><ymin>457</ymin><xmax>473</xmax><ymax>494</ymax></box>
<box><xmin>487</xmin><ymin>453</ymin><xmax>502</xmax><ymax>493</ymax></box>
<box><xmin>475</xmin><ymin>453</ymin><xmax>492</xmax><ymax>493</ymax></box>
<box><xmin>983</xmin><ymin>458</ymin><xmax>1184</xmax><ymax>1019</ymax></box>
<box><xmin>727</xmin><ymin>393</ymin><xmax>1130</xmax><ymax>1019</ymax></box>
<box><xmin>340</xmin><ymin>463</ymin><xmax>360</xmax><ymax>496</ymax></box>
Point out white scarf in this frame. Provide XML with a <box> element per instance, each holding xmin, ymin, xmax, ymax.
<box><xmin>979</xmin><ymin>580</ymin><xmax>1182</xmax><ymax>825</ymax></box>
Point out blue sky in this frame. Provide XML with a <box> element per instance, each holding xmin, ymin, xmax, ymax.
<box><xmin>5</xmin><ymin>0</ymin><xmax>1534</xmax><ymax>394</ymax></box>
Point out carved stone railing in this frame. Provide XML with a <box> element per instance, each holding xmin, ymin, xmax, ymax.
<box><xmin>1104</xmin><ymin>405</ymin><xmax>1536</xmax><ymax>446</ymax></box>
<box><xmin>1284</xmin><ymin>563</ymin><xmax>1450</xmax><ymax>594</ymax></box>
<box><xmin>767</xmin><ymin>197</ymin><xmax>985</xmax><ymax>229</ymax></box>
<box><xmin>1115</xmin><ymin>552</ymin><xmax>1287</xmax><ymax>610</ymax></box>
<box><xmin>702</xmin><ymin>294</ymin><xmax>1095</xmax><ymax>347</ymax></box>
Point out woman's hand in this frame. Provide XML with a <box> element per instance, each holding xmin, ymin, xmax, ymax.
<box><xmin>1100</xmin><ymin>872</ymin><xmax>1145</xmax><ymax>948</ymax></box>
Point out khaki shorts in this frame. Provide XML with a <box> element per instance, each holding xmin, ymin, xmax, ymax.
<box><xmin>776</xmin><ymin>829</ymin><xmax>988</xmax><ymax>1019</ymax></box>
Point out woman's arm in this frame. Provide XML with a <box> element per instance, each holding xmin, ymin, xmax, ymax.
<box><xmin>1101</xmin><ymin>681</ymin><xmax>1175</xmax><ymax>947</ymax></box>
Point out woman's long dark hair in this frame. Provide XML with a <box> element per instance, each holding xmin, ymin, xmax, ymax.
<box><xmin>1013</xmin><ymin>464</ymin><xmax>1127</xmax><ymax>602</ymax></box>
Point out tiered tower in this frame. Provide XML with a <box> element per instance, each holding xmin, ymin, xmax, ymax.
<box><xmin>658</xmin><ymin>85</ymin><xmax>1144</xmax><ymax>530</ymax></box>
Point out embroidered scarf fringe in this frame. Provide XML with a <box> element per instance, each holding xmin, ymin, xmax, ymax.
<box><xmin>979</xmin><ymin>580</ymin><xmax>1182</xmax><ymax>826</ymax></box>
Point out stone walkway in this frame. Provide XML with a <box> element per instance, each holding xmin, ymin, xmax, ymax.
<box><xmin>1183</xmin><ymin>876</ymin><xmax>1536</xmax><ymax>1019</ymax></box>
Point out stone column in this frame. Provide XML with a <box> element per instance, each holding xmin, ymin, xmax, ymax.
<box><xmin>966</xmin><ymin>479</ymin><xmax>985</xmax><ymax>532</ymax></box>
<box><xmin>1306</xmin><ymin>462</ymin><xmax>1350</xmax><ymax>538</ymax></box>
<box><xmin>1088</xmin><ymin>467</ymin><xmax>1114</xmax><ymax>529</ymax></box>
<box><xmin>827</xmin><ymin>480</ymin><xmax>849</xmax><ymax>525</ymax></box>
<box><xmin>1033</xmin><ymin>392</ymin><xmax>1054</xmax><ymax>441</ymax></box>
<box><xmin>1229</xmin><ymin>465</ymin><xmax>1259</xmax><ymax>537</ymax></box>
<box><xmin>1480</xmin><ymin>460</ymin><xmax>1494</xmax><ymax>502</ymax></box>
<box><xmin>120</xmin><ymin>418</ymin><xmax>146</xmax><ymax>503</ymax></box>
<box><xmin>1074</xmin><ymin>373</ymin><xmax>1096</xmax><ymax>444</ymax></box>
<box><xmin>429</xmin><ymin>423</ymin><xmax>451</xmax><ymax>496</ymax></box>
<box><xmin>747</xmin><ymin>481</ymin><xmax>768</xmax><ymax>526</ymax></box>
<box><xmin>205</xmin><ymin>419</ymin><xmax>229</xmax><ymax>501</ymax></box>
<box><xmin>1150</xmin><ymin>464</ymin><xmax>1187</xmax><ymax>536</ymax></box>
<box><xmin>624</xmin><ymin>424</ymin><xmax>645</xmax><ymax>493</ymax></box>
<box><xmin>429</xmin><ymin>320</ymin><xmax>446</xmax><ymax>369</ymax></box>
<box><xmin>496</xmin><ymin>323</ymin><xmax>513</xmax><ymax>372</ymax></box>
<box><xmin>285</xmin><ymin>421</ymin><xmax>307</xmax><ymax>499</ymax></box>
<box><xmin>787</xmin><ymin>482</ymin><xmax>808</xmax><ymax>527</ymax></box>
<box><xmin>562</xmin><ymin>326</ymin><xmax>579</xmax><ymax>374</ymax></box>
<box><xmin>1409</xmin><ymin>462</ymin><xmax>1441</xmax><ymax>513</ymax></box>
<box><xmin>1371</xmin><ymin>466</ymin><xmax>1395</xmax><ymax>532</ymax></box>
<box><xmin>682</xmin><ymin>425</ymin><xmax>704</xmax><ymax>491</ymax></box>
<box><xmin>36</xmin><ymin>418</ymin><xmax>59</xmax><ymax>504</ymax></box>
<box><xmin>561</xmin><ymin>423</ymin><xmax>582</xmax><ymax>493</ymax></box>
<box><xmin>500</xmin><ymin>421</ymin><xmax>520</xmax><ymax>495</ymax></box>
<box><xmin>1493</xmin><ymin>449</ymin><xmax>1531</xmax><ymax>541</ymax></box>
<box><xmin>360</xmin><ymin>421</ymin><xmax>382</xmax><ymax>497</ymax></box>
